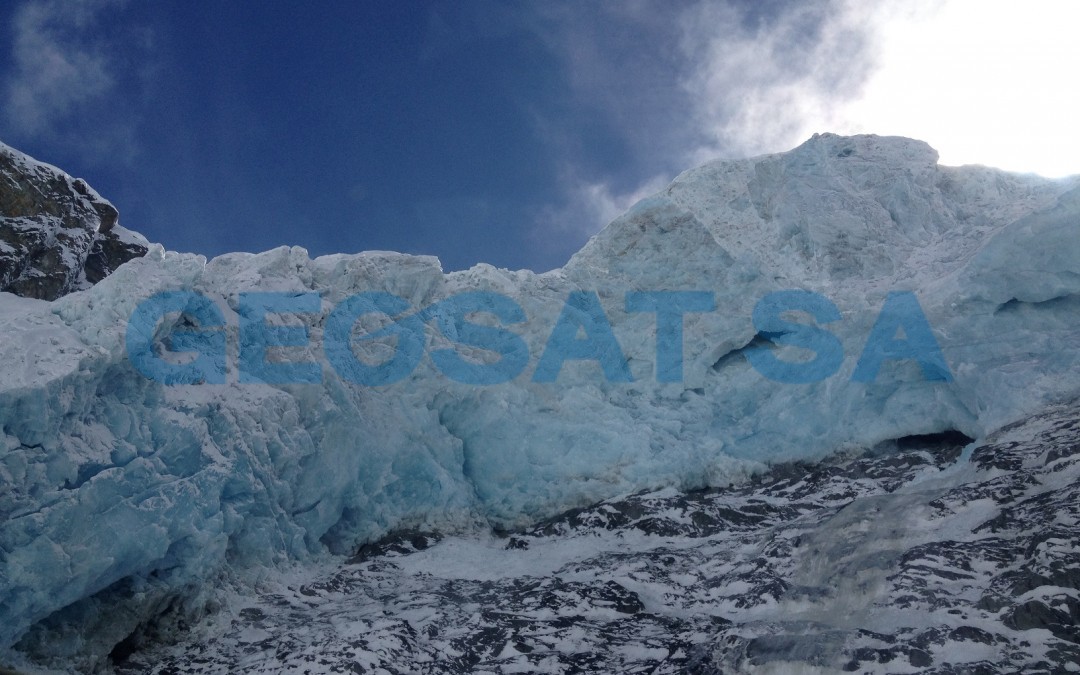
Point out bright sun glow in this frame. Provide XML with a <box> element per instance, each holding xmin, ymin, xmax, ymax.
<box><xmin>836</xmin><ymin>0</ymin><xmax>1080</xmax><ymax>177</ymax></box>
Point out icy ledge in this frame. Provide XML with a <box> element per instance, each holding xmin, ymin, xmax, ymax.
<box><xmin>1</xmin><ymin>134</ymin><xmax>1078</xmax><ymax>666</ymax></box>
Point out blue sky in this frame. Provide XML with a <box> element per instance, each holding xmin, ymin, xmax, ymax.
<box><xmin>2</xmin><ymin>1</ymin><xmax>1077</xmax><ymax>271</ymax></box>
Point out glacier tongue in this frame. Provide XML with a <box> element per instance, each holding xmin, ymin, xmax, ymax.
<box><xmin>1</xmin><ymin>133</ymin><xmax>1079</xmax><ymax>666</ymax></box>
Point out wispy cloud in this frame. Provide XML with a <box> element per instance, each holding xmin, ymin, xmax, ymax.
<box><xmin>526</xmin><ymin>164</ymin><xmax>670</xmax><ymax>270</ymax></box>
<box><xmin>677</xmin><ymin>0</ymin><xmax>896</xmax><ymax>164</ymax></box>
<box><xmin>2</xmin><ymin>0</ymin><xmax>138</xmax><ymax>158</ymax></box>
<box><xmin>517</xmin><ymin>2</ymin><xmax>698</xmax><ymax>245</ymax></box>
<box><xmin>572</xmin><ymin>176</ymin><xmax>672</xmax><ymax>232</ymax></box>
<box><xmin>521</xmin><ymin>1</ymin><xmax>949</xmax><ymax>244</ymax></box>
<box><xmin>541</xmin><ymin>168</ymin><xmax>671</xmax><ymax>237</ymax></box>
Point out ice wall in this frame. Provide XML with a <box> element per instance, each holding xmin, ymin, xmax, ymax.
<box><xmin>1</xmin><ymin>133</ymin><xmax>1078</xmax><ymax>662</ymax></box>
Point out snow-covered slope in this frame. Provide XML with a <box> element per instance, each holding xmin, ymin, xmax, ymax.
<box><xmin>1</xmin><ymin>134</ymin><xmax>1078</xmax><ymax>669</ymax></box>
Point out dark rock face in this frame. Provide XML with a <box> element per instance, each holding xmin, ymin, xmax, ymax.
<box><xmin>83</xmin><ymin>228</ymin><xmax>151</xmax><ymax>285</ymax></box>
<box><xmin>113</xmin><ymin>401</ymin><xmax>1079</xmax><ymax>674</ymax></box>
<box><xmin>0</xmin><ymin>141</ymin><xmax>149</xmax><ymax>300</ymax></box>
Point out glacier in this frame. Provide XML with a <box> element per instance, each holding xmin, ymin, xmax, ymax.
<box><xmin>1</xmin><ymin>133</ymin><xmax>1079</xmax><ymax>668</ymax></box>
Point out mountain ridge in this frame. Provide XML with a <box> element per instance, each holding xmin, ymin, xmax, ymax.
<box><xmin>0</xmin><ymin>141</ymin><xmax>149</xmax><ymax>301</ymax></box>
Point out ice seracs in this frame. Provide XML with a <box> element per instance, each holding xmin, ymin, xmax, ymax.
<box><xmin>0</xmin><ymin>133</ymin><xmax>1078</xmax><ymax>668</ymax></box>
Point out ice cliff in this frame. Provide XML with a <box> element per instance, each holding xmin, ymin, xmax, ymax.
<box><xmin>0</xmin><ymin>134</ymin><xmax>1078</xmax><ymax>666</ymax></box>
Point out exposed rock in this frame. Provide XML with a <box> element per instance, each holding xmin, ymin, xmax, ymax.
<box><xmin>83</xmin><ymin>227</ymin><xmax>153</xmax><ymax>285</ymax></box>
<box><xmin>0</xmin><ymin>141</ymin><xmax>149</xmax><ymax>300</ymax></box>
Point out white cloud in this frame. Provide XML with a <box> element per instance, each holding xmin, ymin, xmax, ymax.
<box><xmin>3</xmin><ymin>0</ymin><xmax>124</xmax><ymax>139</ymax></box>
<box><xmin>678</xmin><ymin>0</ymin><xmax>1080</xmax><ymax>177</ymax></box>
<box><xmin>525</xmin><ymin>0</ymin><xmax>896</xmax><ymax>243</ymax></box>
<box><xmin>834</xmin><ymin>0</ymin><xmax>1080</xmax><ymax>177</ymax></box>
<box><xmin>676</xmin><ymin>0</ymin><xmax>912</xmax><ymax>164</ymax></box>
<box><xmin>532</xmin><ymin>0</ymin><xmax>1080</xmax><ymax>254</ymax></box>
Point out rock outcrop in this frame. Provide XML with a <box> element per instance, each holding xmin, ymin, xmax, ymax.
<box><xmin>0</xmin><ymin>141</ymin><xmax>149</xmax><ymax>300</ymax></box>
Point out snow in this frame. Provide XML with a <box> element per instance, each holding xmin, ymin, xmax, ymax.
<box><xmin>1</xmin><ymin>133</ymin><xmax>1078</xmax><ymax>661</ymax></box>
<box><xmin>111</xmin><ymin>224</ymin><xmax>150</xmax><ymax>249</ymax></box>
<box><xmin>0</xmin><ymin>140</ymin><xmax>71</xmax><ymax>180</ymax></box>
